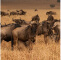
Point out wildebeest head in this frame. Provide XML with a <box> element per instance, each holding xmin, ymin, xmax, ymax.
<box><xmin>31</xmin><ymin>14</ymin><xmax>40</xmax><ymax>24</ymax></box>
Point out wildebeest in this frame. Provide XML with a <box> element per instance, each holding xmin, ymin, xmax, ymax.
<box><xmin>1</xmin><ymin>11</ymin><xmax>9</xmax><ymax>16</ymax></box>
<box><xmin>35</xmin><ymin>9</ymin><xmax>38</xmax><ymax>11</ymax></box>
<box><xmin>46</xmin><ymin>11</ymin><xmax>56</xmax><ymax>15</ymax></box>
<box><xmin>1</xmin><ymin>23</ymin><xmax>21</xmax><ymax>42</ymax></box>
<box><xmin>20</xmin><ymin>10</ymin><xmax>26</xmax><ymax>15</ymax></box>
<box><xmin>10</xmin><ymin>10</ymin><xmax>26</xmax><ymax>15</ymax></box>
<box><xmin>12</xmin><ymin>21</ymin><xmax>38</xmax><ymax>50</ymax></box>
<box><xmin>46</xmin><ymin>15</ymin><xmax>59</xmax><ymax>28</ymax></box>
<box><xmin>36</xmin><ymin>20</ymin><xmax>53</xmax><ymax>43</ymax></box>
<box><xmin>12</xmin><ymin>18</ymin><xmax>30</xmax><ymax>25</ymax></box>
<box><xmin>12</xmin><ymin>18</ymin><xmax>22</xmax><ymax>24</ymax></box>
<box><xmin>36</xmin><ymin>18</ymin><xmax>60</xmax><ymax>43</ymax></box>
<box><xmin>47</xmin><ymin>19</ymin><xmax>60</xmax><ymax>28</ymax></box>
<box><xmin>10</xmin><ymin>11</ymin><xmax>18</xmax><ymax>15</ymax></box>
<box><xmin>52</xmin><ymin>20</ymin><xmax>60</xmax><ymax>42</ymax></box>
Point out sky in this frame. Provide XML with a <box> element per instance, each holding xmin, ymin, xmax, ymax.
<box><xmin>1</xmin><ymin>0</ymin><xmax>60</xmax><ymax>9</ymax></box>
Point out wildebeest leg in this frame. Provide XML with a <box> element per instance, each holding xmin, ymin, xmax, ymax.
<box><xmin>55</xmin><ymin>35</ymin><xmax>60</xmax><ymax>42</ymax></box>
<box><xmin>13</xmin><ymin>34</ymin><xmax>18</xmax><ymax>50</ymax></box>
<box><xmin>28</xmin><ymin>39</ymin><xmax>33</xmax><ymax>51</ymax></box>
<box><xmin>44</xmin><ymin>34</ymin><xmax>47</xmax><ymax>44</ymax></box>
<box><xmin>48</xmin><ymin>29</ymin><xmax>53</xmax><ymax>39</ymax></box>
<box><xmin>17</xmin><ymin>40</ymin><xmax>20</xmax><ymax>50</ymax></box>
<box><xmin>31</xmin><ymin>38</ymin><xmax>35</xmax><ymax>43</ymax></box>
<box><xmin>11</xmin><ymin>38</ymin><xmax>13</xmax><ymax>50</ymax></box>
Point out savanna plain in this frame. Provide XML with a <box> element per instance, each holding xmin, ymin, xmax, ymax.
<box><xmin>1</xmin><ymin>9</ymin><xmax>60</xmax><ymax>60</ymax></box>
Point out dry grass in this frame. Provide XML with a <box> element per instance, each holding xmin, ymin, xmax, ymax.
<box><xmin>1</xmin><ymin>9</ymin><xmax>60</xmax><ymax>60</ymax></box>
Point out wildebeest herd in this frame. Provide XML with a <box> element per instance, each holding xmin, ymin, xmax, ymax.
<box><xmin>1</xmin><ymin>11</ymin><xmax>60</xmax><ymax>51</ymax></box>
<box><xmin>1</xmin><ymin>10</ymin><xmax>26</xmax><ymax>16</ymax></box>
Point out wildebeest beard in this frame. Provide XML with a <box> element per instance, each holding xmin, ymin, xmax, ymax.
<box><xmin>31</xmin><ymin>24</ymin><xmax>37</xmax><ymax>34</ymax></box>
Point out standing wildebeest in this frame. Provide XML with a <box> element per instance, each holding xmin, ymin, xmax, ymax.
<box><xmin>10</xmin><ymin>11</ymin><xmax>18</xmax><ymax>15</ymax></box>
<box><xmin>1</xmin><ymin>23</ymin><xmax>21</xmax><ymax>42</ymax></box>
<box><xmin>35</xmin><ymin>9</ymin><xmax>38</xmax><ymax>11</ymax></box>
<box><xmin>12</xmin><ymin>18</ymin><xmax>22</xmax><ymax>24</ymax></box>
<box><xmin>46</xmin><ymin>11</ymin><xmax>56</xmax><ymax>21</ymax></box>
<box><xmin>12</xmin><ymin>18</ymin><xmax>30</xmax><ymax>25</ymax></box>
<box><xmin>36</xmin><ymin>20</ymin><xmax>53</xmax><ymax>43</ymax></box>
<box><xmin>46</xmin><ymin>11</ymin><xmax>56</xmax><ymax>15</ymax></box>
<box><xmin>52</xmin><ymin>20</ymin><xmax>60</xmax><ymax>42</ymax></box>
<box><xmin>46</xmin><ymin>14</ymin><xmax>60</xmax><ymax>28</ymax></box>
<box><xmin>36</xmin><ymin>18</ymin><xmax>60</xmax><ymax>43</ymax></box>
<box><xmin>1</xmin><ymin>11</ymin><xmax>9</xmax><ymax>16</ymax></box>
<box><xmin>10</xmin><ymin>10</ymin><xmax>26</xmax><ymax>16</ymax></box>
<box><xmin>20</xmin><ymin>10</ymin><xmax>26</xmax><ymax>15</ymax></box>
<box><xmin>12</xmin><ymin>21</ymin><xmax>38</xmax><ymax>50</ymax></box>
